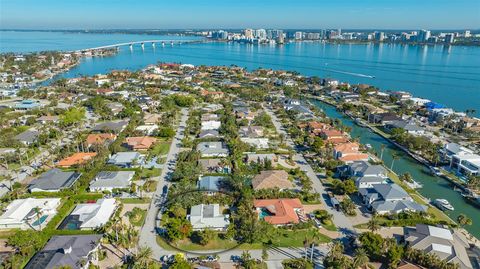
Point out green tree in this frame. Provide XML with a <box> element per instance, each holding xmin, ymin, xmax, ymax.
<box><xmin>197</xmin><ymin>228</ymin><xmax>215</xmax><ymax>246</ymax></box>
<box><xmin>457</xmin><ymin>214</ymin><xmax>472</xmax><ymax>227</ymax></box>
<box><xmin>358</xmin><ymin>232</ymin><xmax>384</xmax><ymax>260</ymax></box>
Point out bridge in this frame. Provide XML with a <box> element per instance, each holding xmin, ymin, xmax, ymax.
<box><xmin>74</xmin><ymin>39</ymin><xmax>202</xmax><ymax>52</ymax></box>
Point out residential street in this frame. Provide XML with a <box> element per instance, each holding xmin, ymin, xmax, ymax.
<box><xmin>139</xmin><ymin>108</ymin><xmax>189</xmax><ymax>258</ymax></box>
<box><xmin>263</xmin><ymin>106</ymin><xmax>356</xmax><ymax>238</ymax></box>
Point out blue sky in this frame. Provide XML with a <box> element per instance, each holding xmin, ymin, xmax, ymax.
<box><xmin>1</xmin><ymin>0</ymin><xmax>479</xmax><ymax>29</ymax></box>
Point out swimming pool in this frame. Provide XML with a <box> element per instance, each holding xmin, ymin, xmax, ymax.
<box><xmin>258</xmin><ymin>208</ymin><xmax>273</xmax><ymax>219</ymax></box>
<box><xmin>32</xmin><ymin>215</ymin><xmax>48</xmax><ymax>226</ymax></box>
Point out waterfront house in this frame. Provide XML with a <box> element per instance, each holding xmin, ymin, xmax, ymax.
<box><xmin>441</xmin><ymin>142</ymin><xmax>474</xmax><ymax>162</ymax></box>
<box><xmin>344</xmin><ymin>161</ymin><xmax>388</xmax><ymax>178</ymax></box>
<box><xmin>107</xmin><ymin>152</ymin><xmax>143</xmax><ymax>168</ymax></box>
<box><xmin>253</xmin><ymin>198</ymin><xmax>305</xmax><ymax>226</ymax></box>
<box><xmin>306</xmin><ymin>121</ymin><xmax>330</xmax><ymax>135</ymax></box>
<box><xmin>320</xmin><ymin>129</ymin><xmax>348</xmax><ymax>144</ymax></box>
<box><xmin>188</xmin><ymin>204</ymin><xmax>230</xmax><ymax>231</ymax></box>
<box><xmin>124</xmin><ymin>136</ymin><xmax>157</xmax><ymax>151</ymax></box>
<box><xmin>14</xmin><ymin>129</ymin><xmax>39</xmax><ymax>146</ymax></box>
<box><xmin>28</xmin><ymin>169</ymin><xmax>81</xmax><ymax>193</ymax></box>
<box><xmin>368</xmin><ymin>112</ymin><xmax>401</xmax><ymax>125</ymax></box>
<box><xmin>0</xmin><ymin>198</ymin><xmax>61</xmax><ymax>229</ymax></box>
<box><xmin>197</xmin><ymin>142</ymin><xmax>229</xmax><ymax>157</ymax></box>
<box><xmin>385</xmin><ymin>120</ymin><xmax>425</xmax><ymax>135</ymax></box>
<box><xmin>92</xmin><ymin>120</ymin><xmax>129</xmax><ymax>134</ymax></box>
<box><xmin>86</xmin><ymin>133</ymin><xmax>117</xmax><ymax>149</ymax></box>
<box><xmin>450</xmin><ymin>152</ymin><xmax>480</xmax><ymax>176</ymax></box>
<box><xmin>404</xmin><ymin>224</ymin><xmax>473</xmax><ymax>269</ymax></box>
<box><xmin>25</xmin><ymin>235</ymin><xmax>102</xmax><ymax>269</ymax></box>
<box><xmin>359</xmin><ymin>183</ymin><xmax>426</xmax><ymax>215</ymax></box>
<box><xmin>252</xmin><ymin>170</ymin><xmax>293</xmax><ymax>191</ymax></box>
<box><xmin>57</xmin><ymin>152</ymin><xmax>97</xmax><ymax>168</ymax></box>
<box><xmin>390</xmin><ymin>91</ymin><xmax>412</xmax><ymax>101</ymax></box>
<box><xmin>333</xmin><ymin>142</ymin><xmax>369</xmax><ymax>163</ymax></box>
<box><xmin>355</xmin><ymin>176</ymin><xmax>389</xmax><ymax>189</ymax></box>
<box><xmin>64</xmin><ymin>199</ymin><xmax>116</xmax><ymax>230</ymax></box>
<box><xmin>89</xmin><ymin>171</ymin><xmax>135</xmax><ymax>192</ymax></box>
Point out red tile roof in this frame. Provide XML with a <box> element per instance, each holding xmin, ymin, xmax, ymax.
<box><xmin>254</xmin><ymin>198</ymin><xmax>303</xmax><ymax>225</ymax></box>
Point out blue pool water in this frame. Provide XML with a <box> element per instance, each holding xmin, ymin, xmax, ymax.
<box><xmin>259</xmin><ymin>208</ymin><xmax>273</xmax><ymax>219</ymax></box>
<box><xmin>32</xmin><ymin>215</ymin><xmax>48</xmax><ymax>226</ymax></box>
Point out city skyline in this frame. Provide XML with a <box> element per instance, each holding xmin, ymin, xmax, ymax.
<box><xmin>1</xmin><ymin>0</ymin><xmax>479</xmax><ymax>30</ymax></box>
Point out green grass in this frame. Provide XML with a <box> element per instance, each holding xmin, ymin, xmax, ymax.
<box><xmin>148</xmin><ymin>141</ymin><xmax>171</xmax><ymax>159</ymax></box>
<box><xmin>128</xmin><ymin>208</ymin><xmax>147</xmax><ymax>227</ymax></box>
<box><xmin>156</xmin><ymin>228</ymin><xmax>331</xmax><ymax>251</ymax></box>
<box><xmin>138</xmin><ymin>168</ymin><xmax>161</xmax><ymax>179</ymax></box>
<box><xmin>143</xmin><ymin>180</ymin><xmax>158</xmax><ymax>192</ymax></box>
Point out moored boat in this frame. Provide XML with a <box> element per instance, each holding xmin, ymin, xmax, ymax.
<box><xmin>434</xmin><ymin>199</ymin><xmax>454</xmax><ymax>211</ymax></box>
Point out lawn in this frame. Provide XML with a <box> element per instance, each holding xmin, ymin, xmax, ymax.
<box><xmin>138</xmin><ymin>168</ymin><xmax>161</xmax><ymax>179</ymax></box>
<box><xmin>128</xmin><ymin>208</ymin><xmax>147</xmax><ymax>227</ymax></box>
<box><xmin>118</xmin><ymin>198</ymin><xmax>151</xmax><ymax>204</ymax></box>
<box><xmin>156</xmin><ymin>228</ymin><xmax>331</xmax><ymax>251</ymax></box>
<box><xmin>142</xmin><ymin>180</ymin><xmax>158</xmax><ymax>192</ymax></box>
<box><xmin>148</xmin><ymin>140</ymin><xmax>171</xmax><ymax>159</ymax></box>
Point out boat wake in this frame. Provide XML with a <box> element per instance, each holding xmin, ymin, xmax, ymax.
<box><xmin>324</xmin><ymin>67</ymin><xmax>375</xmax><ymax>78</ymax></box>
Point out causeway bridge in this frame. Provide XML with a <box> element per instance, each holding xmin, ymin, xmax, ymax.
<box><xmin>74</xmin><ymin>39</ymin><xmax>202</xmax><ymax>52</ymax></box>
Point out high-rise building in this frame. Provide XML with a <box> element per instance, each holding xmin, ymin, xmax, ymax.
<box><xmin>255</xmin><ymin>29</ymin><xmax>267</xmax><ymax>40</ymax></box>
<box><xmin>212</xmin><ymin>30</ymin><xmax>228</xmax><ymax>40</ymax></box>
<box><xmin>445</xmin><ymin>34</ymin><xmax>455</xmax><ymax>43</ymax></box>
<box><xmin>464</xmin><ymin>30</ymin><xmax>471</xmax><ymax>38</ymax></box>
<box><xmin>418</xmin><ymin>30</ymin><xmax>431</xmax><ymax>42</ymax></box>
<box><xmin>295</xmin><ymin>31</ymin><xmax>303</xmax><ymax>40</ymax></box>
<box><xmin>374</xmin><ymin>31</ymin><xmax>385</xmax><ymax>41</ymax></box>
<box><xmin>244</xmin><ymin>29</ymin><xmax>254</xmax><ymax>39</ymax></box>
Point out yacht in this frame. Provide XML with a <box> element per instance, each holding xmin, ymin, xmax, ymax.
<box><xmin>365</xmin><ymin>144</ymin><xmax>372</xmax><ymax>150</ymax></box>
<box><xmin>434</xmin><ymin>199</ymin><xmax>454</xmax><ymax>211</ymax></box>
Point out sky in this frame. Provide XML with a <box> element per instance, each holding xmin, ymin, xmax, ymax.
<box><xmin>1</xmin><ymin>0</ymin><xmax>479</xmax><ymax>30</ymax></box>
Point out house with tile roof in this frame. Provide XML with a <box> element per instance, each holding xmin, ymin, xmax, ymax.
<box><xmin>86</xmin><ymin>133</ymin><xmax>117</xmax><ymax>148</ymax></box>
<box><xmin>320</xmin><ymin>129</ymin><xmax>348</xmax><ymax>144</ymax></box>
<box><xmin>124</xmin><ymin>136</ymin><xmax>157</xmax><ymax>150</ymax></box>
<box><xmin>253</xmin><ymin>198</ymin><xmax>305</xmax><ymax>226</ymax></box>
<box><xmin>334</xmin><ymin>142</ymin><xmax>369</xmax><ymax>163</ymax></box>
<box><xmin>57</xmin><ymin>153</ymin><xmax>97</xmax><ymax>168</ymax></box>
<box><xmin>252</xmin><ymin>170</ymin><xmax>293</xmax><ymax>191</ymax></box>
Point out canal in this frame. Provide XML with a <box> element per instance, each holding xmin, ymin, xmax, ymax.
<box><xmin>311</xmin><ymin>99</ymin><xmax>480</xmax><ymax>239</ymax></box>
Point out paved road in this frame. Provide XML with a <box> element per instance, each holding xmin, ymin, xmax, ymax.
<box><xmin>263</xmin><ymin>106</ymin><xmax>355</xmax><ymax>238</ymax></box>
<box><xmin>137</xmin><ymin>108</ymin><xmax>331</xmax><ymax>267</ymax></box>
<box><xmin>139</xmin><ymin>108</ymin><xmax>189</xmax><ymax>258</ymax></box>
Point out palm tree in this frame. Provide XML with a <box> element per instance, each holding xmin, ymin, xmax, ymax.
<box><xmin>390</xmin><ymin>152</ymin><xmax>399</xmax><ymax>170</ymax></box>
<box><xmin>133</xmin><ymin>246</ymin><xmax>153</xmax><ymax>268</ymax></box>
<box><xmin>352</xmin><ymin>248</ymin><xmax>369</xmax><ymax>269</ymax></box>
<box><xmin>33</xmin><ymin>206</ymin><xmax>42</xmax><ymax>231</ymax></box>
<box><xmin>367</xmin><ymin>217</ymin><xmax>380</xmax><ymax>233</ymax></box>
<box><xmin>380</xmin><ymin>144</ymin><xmax>386</xmax><ymax>161</ymax></box>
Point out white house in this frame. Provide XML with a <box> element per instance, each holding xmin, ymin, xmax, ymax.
<box><xmin>0</xmin><ymin>198</ymin><xmax>61</xmax><ymax>229</ymax></box>
<box><xmin>240</xmin><ymin>138</ymin><xmax>270</xmax><ymax>149</ymax></box>
<box><xmin>68</xmin><ymin>199</ymin><xmax>116</xmax><ymax>230</ymax></box>
<box><xmin>201</xmin><ymin>120</ymin><xmax>221</xmax><ymax>131</ymax></box>
<box><xmin>451</xmin><ymin>152</ymin><xmax>480</xmax><ymax>176</ymax></box>
<box><xmin>188</xmin><ymin>204</ymin><xmax>229</xmax><ymax>231</ymax></box>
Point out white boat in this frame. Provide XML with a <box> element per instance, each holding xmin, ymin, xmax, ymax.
<box><xmin>365</xmin><ymin>144</ymin><xmax>372</xmax><ymax>150</ymax></box>
<box><xmin>434</xmin><ymin>199</ymin><xmax>454</xmax><ymax>211</ymax></box>
<box><xmin>429</xmin><ymin>166</ymin><xmax>443</xmax><ymax>176</ymax></box>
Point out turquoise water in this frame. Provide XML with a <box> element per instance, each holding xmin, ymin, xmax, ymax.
<box><xmin>32</xmin><ymin>215</ymin><xmax>48</xmax><ymax>226</ymax></box>
<box><xmin>311</xmin><ymin>99</ymin><xmax>480</xmax><ymax>239</ymax></box>
<box><xmin>259</xmin><ymin>208</ymin><xmax>273</xmax><ymax>219</ymax></box>
<box><xmin>1</xmin><ymin>31</ymin><xmax>479</xmax><ymax>115</ymax></box>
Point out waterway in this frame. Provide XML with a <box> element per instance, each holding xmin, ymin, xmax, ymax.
<box><xmin>311</xmin><ymin>99</ymin><xmax>480</xmax><ymax>239</ymax></box>
<box><xmin>1</xmin><ymin>30</ymin><xmax>479</xmax><ymax>237</ymax></box>
<box><xmin>1</xmin><ymin>31</ymin><xmax>479</xmax><ymax>116</ymax></box>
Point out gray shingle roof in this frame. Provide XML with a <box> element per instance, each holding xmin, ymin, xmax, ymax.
<box><xmin>28</xmin><ymin>169</ymin><xmax>81</xmax><ymax>192</ymax></box>
<box><xmin>25</xmin><ymin>235</ymin><xmax>102</xmax><ymax>269</ymax></box>
<box><xmin>374</xmin><ymin>183</ymin><xmax>409</xmax><ymax>200</ymax></box>
<box><xmin>197</xmin><ymin>176</ymin><xmax>225</xmax><ymax>192</ymax></box>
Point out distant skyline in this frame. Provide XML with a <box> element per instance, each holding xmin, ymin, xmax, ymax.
<box><xmin>1</xmin><ymin>0</ymin><xmax>479</xmax><ymax>30</ymax></box>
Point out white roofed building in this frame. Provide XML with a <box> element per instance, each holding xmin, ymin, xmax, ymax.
<box><xmin>0</xmin><ymin>198</ymin><xmax>61</xmax><ymax>229</ymax></box>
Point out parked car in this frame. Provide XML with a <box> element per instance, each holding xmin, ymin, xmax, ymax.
<box><xmin>231</xmin><ymin>255</ymin><xmax>241</xmax><ymax>262</ymax></box>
